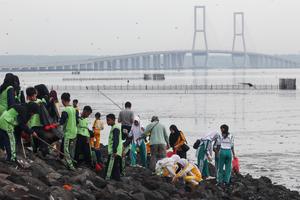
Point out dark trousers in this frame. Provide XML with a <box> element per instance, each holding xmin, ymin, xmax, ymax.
<box><xmin>105</xmin><ymin>154</ymin><xmax>121</xmax><ymax>181</ymax></box>
<box><xmin>32</xmin><ymin>127</ymin><xmax>49</xmax><ymax>156</ymax></box>
<box><xmin>121</xmin><ymin>125</ymin><xmax>132</xmax><ymax>175</ymax></box>
<box><xmin>0</xmin><ymin>129</ymin><xmax>12</xmax><ymax>161</ymax></box>
<box><xmin>74</xmin><ymin>134</ymin><xmax>91</xmax><ymax>166</ymax></box>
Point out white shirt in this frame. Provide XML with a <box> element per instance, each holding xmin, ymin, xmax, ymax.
<box><xmin>217</xmin><ymin>133</ymin><xmax>234</xmax><ymax>149</ymax></box>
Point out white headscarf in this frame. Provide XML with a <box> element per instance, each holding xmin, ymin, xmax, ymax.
<box><xmin>178</xmin><ymin>158</ymin><xmax>189</xmax><ymax>168</ymax></box>
<box><xmin>170</xmin><ymin>154</ymin><xmax>180</xmax><ymax>163</ymax></box>
<box><xmin>130</xmin><ymin>116</ymin><xmax>143</xmax><ymax>144</ymax></box>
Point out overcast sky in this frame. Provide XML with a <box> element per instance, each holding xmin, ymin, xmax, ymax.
<box><xmin>0</xmin><ymin>0</ymin><xmax>299</xmax><ymax>55</ymax></box>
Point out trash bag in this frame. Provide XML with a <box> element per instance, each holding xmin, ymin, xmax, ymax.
<box><xmin>193</xmin><ymin>139</ymin><xmax>201</xmax><ymax>149</ymax></box>
<box><xmin>232</xmin><ymin>157</ymin><xmax>240</xmax><ymax>173</ymax></box>
<box><xmin>167</xmin><ymin>150</ymin><xmax>176</xmax><ymax>158</ymax></box>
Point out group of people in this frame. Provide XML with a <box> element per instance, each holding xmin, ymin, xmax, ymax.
<box><xmin>105</xmin><ymin>100</ymin><xmax>237</xmax><ymax>187</ymax></box>
<box><xmin>0</xmin><ymin>72</ymin><xmax>236</xmax><ymax>188</ymax></box>
<box><xmin>0</xmin><ymin>73</ymin><xmax>105</xmax><ymax>171</ymax></box>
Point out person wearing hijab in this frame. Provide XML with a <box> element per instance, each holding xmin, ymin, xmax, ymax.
<box><xmin>13</xmin><ymin>75</ymin><xmax>25</xmax><ymax>104</ymax></box>
<box><xmin>196</xmin><ymin>131</ymin><xmax>220</xmax><ymax>178</ymax></box>
<box><xmin>169</xmin><ymin>125</ymin><xmax>188</xmax><ymax>158</ymax></box>
<box><xmin>0</xmin><ymin>73</ymin><xmax>16</xmax><ymax>116</ymax></box>
<box><xmin>129</xmin><ymin>116</ymin><xmax>147</xmax><ymax>167</ymax></box>
<box><xmin>172</xmin><ymin>158</ymin><xmax>202</xmax><ymax>186</ymax></box>
<box><xmin>155</xmin><ymin>154</ymin><xmax>180</xmax><ymax>177</ymax></box>
<box><xmin>216</xmin><ymin>124</ymin><xmax>236</xmax><ymax>186</ymax></box>
<box><xmin>49</xmin><ymin>90</ymin><xmax>60</xmax><ymax>122</ymax></box>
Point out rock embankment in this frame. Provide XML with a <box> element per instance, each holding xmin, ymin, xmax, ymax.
<box><xmin>0</xmin><ymin>152</ymin><xmax>299</xmax><ymax>200</ymax></box>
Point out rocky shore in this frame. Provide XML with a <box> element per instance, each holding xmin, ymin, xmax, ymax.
<box><xmin>0</xmin><ymin>150</ymin><xmax>299</xmax><ymax>200</ymax></box>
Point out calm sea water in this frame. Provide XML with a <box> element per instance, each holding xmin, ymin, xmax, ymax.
<box><xmin>1</xmin><ymin>68</ymin><xmax>300</xmax><ymax>191</ymax></box>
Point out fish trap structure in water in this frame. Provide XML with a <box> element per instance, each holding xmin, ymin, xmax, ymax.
<box><xmin>49</xmin><ymin>84</ymin><xmax>282</xmax><ymax>91</ymax></box>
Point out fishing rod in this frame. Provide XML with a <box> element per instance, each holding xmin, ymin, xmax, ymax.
<box><xmin>20</xmin><ymin>138</ymin><xmax>27</xmax><ymax>159</ymax></box>
<box><xmin>97</xmin><ymin>89</ymin><xmax>122</xmax><ymax>110</ymax></box>
<box><xmin>35</xmin><ymin>135</ymin><xmax>77</xmax><ymax>163</ymax></box>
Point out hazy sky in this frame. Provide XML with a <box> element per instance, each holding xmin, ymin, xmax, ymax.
<box><xmin>1</xmin><ymin>0</ymin><xmax>299</xmax><ymax>55</ymax></box>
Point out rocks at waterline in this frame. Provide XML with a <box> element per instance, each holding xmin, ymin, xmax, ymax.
<box><xmin>0</xmin><ymin>150</ymin><xmax>299</xmax><ymax>200</ymax></box>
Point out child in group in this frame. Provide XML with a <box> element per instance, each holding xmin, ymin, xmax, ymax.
<box><xmin>90</xmin><ymin>112</ymin><xmax>104</xmax><ymax>150</ymax></box>
<box><xmin>0</xmin><ymin>103</ymin><xmax>39</xmax><ymax>162</ymax></box>
<box><xmin>59</xmin><ymin>93</ymin><xmax>79</xmax><ymax>170</ymax></box>
<box><xmin>26</xmin><ymin>87</ymin><xmax>49</xmax><ymax>156</ymax></box>
<box><xmin>216</xmin><ymin>124</ymin><xmax>236</xmax><ymax>186</ymax></box>
<box><xmin>73</xmin><ymin>99</ymin><xmax>79</xmax><ymax>112</ymax></box>
<box><xmin>105</xmin><ymin>114</ymin><xmax>123</xmax><ymax>181</ymax></box>
<box><xmin>74</xmin><ymin>106</ymin><xmax>93</xmax><ymax>167</ymax></box>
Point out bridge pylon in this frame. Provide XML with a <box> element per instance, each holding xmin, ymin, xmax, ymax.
<box><xmin>232</xmin><ymin>12</ymin><xmax>247</xmax><ymax>66</ymax></box>
<box><xmin>192</xmin><ymin>6</ymin><xmax>208</xmax><ymax>67</ymax></box>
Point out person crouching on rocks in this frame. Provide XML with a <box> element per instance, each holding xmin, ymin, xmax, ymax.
<box><xmin>105</xmin><ymin>114</ymin><xmax>123</xmax><ymax>181</ymax></box>
<box><xmin>155</xmin><ymin>154</ymin><xmax>180</xmax><ymax>177</ymax></box>
<box><xmin>59</xmin><ymin>93</ymin><xmax>79</xmax><ymax>171</ymax></box>
<box><xmin>0</xmin><ymin>102</ymin><xmax>39</xmax><ymax>162</ymax></box>
<box><xmin>216</xmin><ymin>124</ymin><xmax>236</xmax><ymax>186</ymax></box>
<box><xmin>172</xmin><ymin>158</ymin><xmax>202</xmax><ymax>186</ymax></box>
<box><xmin>74</xmin><ymin>106</ymin><xmax>93</xmax><ymax>167</ymax></box>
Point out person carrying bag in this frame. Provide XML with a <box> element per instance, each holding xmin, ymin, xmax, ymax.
<box><xmin>169</xmin><ymin>125</ymin><xmax>189</xmax><ymax>158</ymax></box>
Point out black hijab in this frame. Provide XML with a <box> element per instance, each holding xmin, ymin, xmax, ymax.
<box><xmin>0</xmin><ymin>73</ymin><xmax>15</xmax><ymax>94</ymax></box>
<box><xmin>13</xmin><ymin>75</ymin><xmax>21</xmax><ymax>95</ymax></box>
<box><xmin>169</xmin><ymin>124</ymin><xmax>181</xmax><ymax>148</ymax></box>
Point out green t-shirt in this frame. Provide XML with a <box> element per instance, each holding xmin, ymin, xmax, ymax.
<box><xmin>77</xmin><ymin>117</ymin><xmax>90</xmax><ymax>137</ymax></box>
<box><xmin>63</xmin><ymin>106</ymin><xmax>77</xmax><ymax>139</ymax></box>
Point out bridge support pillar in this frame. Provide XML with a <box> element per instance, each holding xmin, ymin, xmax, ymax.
<box><xmin>111</xmin><ymin>60</ymin><xmax>117</xmax><ymax>70</ymax></box>
<box><xmin>79</xmin><ymin>64</ymin><xmax>87</xmax><ymax>71</ymax></box>
<box><xmin>135</xmin><ymin>57</ymin><xmax>140</xmax><ymax>69</ymax></box>
<box><xmin>106</xmin><ymin>60</ymin><xmax>112</xmax><ymax>70</ymax></box>
<box><xmin>130</xmin><ymin>58</ymin><xmax>135</xmax><ymax>69</ymax></box>
<box><xmin>99</xmin><ymin>61</ymin><xmax>104</xmax><ymax>70</ymax></box>
<box><xmin>153</xmin><ymin>54</ymin><xmax>161</xmax><ymax>69</ymax></box>
<box><xmin>176</xmin><ymin>53</ymin><xmax>185</xmax><ymax>68</ymax></box>
<box><xmin>163</xmin><ymin>54</ymin><xmax>170</xmax><ymax>68</ymax></box>
<box><xmin>171</xmin><ymin>53</ymin><xmax>177</xmax><ymax>68</ymax></box>
<box><xmin>142</xmin><ymin>56</ymin><xmax>150</xmax><ymax>69</ymax></box>
<box><xmin>93</xmin><ymin>62</ymin><xmax>98</xmax><ymax>71</ymax></box>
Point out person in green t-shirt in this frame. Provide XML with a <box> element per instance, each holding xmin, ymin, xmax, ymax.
<box><xmin>74</xmin><ymin>105</ymin><xmax>93</xmax><ymax>167</ymax></box>
<box><xmin>59</xmin><ymin>93</ymin><xmax>79</xmax><ymax>170</ymax></box>
<box><xmin>26</xmin><ymin>87</ymin><xmax>49</xmax><ymax>157</ymax></box>
<box><xmin>105</xmin><ymin>113</ymin><xmax>123</xmax><ymax>181</ymax></box>
<box><xmin>0</xmin><ymin>103</ymin><xmax>39</xmax><ymax>162</ymax></box>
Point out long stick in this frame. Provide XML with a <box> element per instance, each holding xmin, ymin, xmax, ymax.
<box><xmin>97</xmin><ymin>89</ymin><xmax>122</xmax><ymax>110</ymax></box>
<box><xmin>20</xmin><ymin>138</ymin><xmax>27</xmax><ymax>159</ymax></box>
<box><xmin>35</xmin><ymin>136</ymin><xmax>77</xmax><ymax>163</ymax></box>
